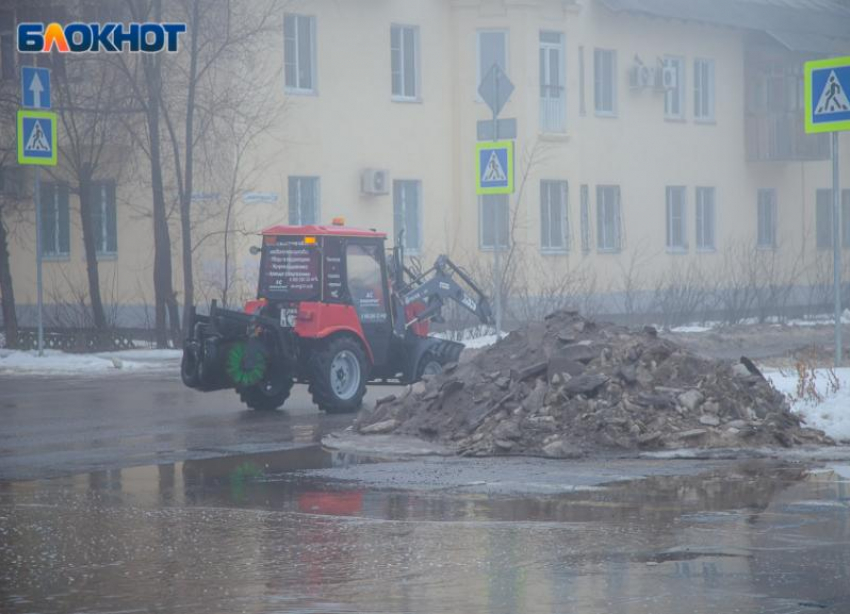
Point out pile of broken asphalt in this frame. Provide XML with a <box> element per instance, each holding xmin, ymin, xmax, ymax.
<box><xmin>355</xmin><ymin>310</ymin><xmax>833</xmax><ymax>457</ymax></box>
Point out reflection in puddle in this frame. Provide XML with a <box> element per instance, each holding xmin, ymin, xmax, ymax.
<box><xmin>1</xmin><ymin>453</ymin><xmax>850</xmax><ymax>614</ymax></box>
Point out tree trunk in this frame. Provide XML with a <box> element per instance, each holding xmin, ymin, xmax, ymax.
<box><xmin>179</xmin><ymin>0</ymin><xmax>201</xmax><ymax>334</ymax></box>
<box><xmin>144</xmin><ymin>7</ymin><xmax>179</xmax><ymax>348</ymax></box>
<box><xmin>77</xmin><ymin>172</ymin><xmax>108</xmax><ymax>329</ymax></box>
<box><xmin>0</xmin><ymin>209</ymin><xmax>18</xmax><ymax>348</ymax></box>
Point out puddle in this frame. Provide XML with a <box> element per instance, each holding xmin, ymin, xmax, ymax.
<box><xmin>1</xmin><ymin>450</ymin><xmax>850</xmax><ymax>614</ymax></box>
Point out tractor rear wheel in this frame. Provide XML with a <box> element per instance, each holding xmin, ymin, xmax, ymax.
<box><xmin>416</xmin><ymin>352</ymin><xmax>443</xmax><ymax>379</ymax></box>
<box><xmin>309</xmin><ymin>336</ymin><xmax>368</xmax><ymax>414</ymax></box>
<box><xmin>238</xmin><ymin>374</ymin><xmax>294</xmax><ymax>411</ymax></box>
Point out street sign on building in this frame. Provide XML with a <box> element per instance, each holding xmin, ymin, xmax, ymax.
<box><xmin>475</xmin><ymin>140</ymin><xmax>513</xmax><ymax>195</ymax></box>
<box><xmin>17</xmin><ymin>109</ymin><xmax>57</xmax><ymax>166</ymax></box>
<box><xmin>805</xmin><ymin>56</ymin><xmax>850</xmax><ymax>134</ymax></box>
<box><xmin>21</xmin><ymin>66</ymin><xmax>51</xmax><ymax>110</ymax></box>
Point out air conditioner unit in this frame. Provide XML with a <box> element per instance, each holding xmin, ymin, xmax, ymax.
<box><xmin>361</xmin><ymin>168</ymin><xmax>389</xmax><ymax>195</ymax></box>
<box><xmin>629</xmin><ymin>57</ymin><xmax>653</xmax><ymax>90</ymax></box>
<box><xmin>661</xmin><ymin>63</ymin><xmax>678</xmax><ymax>90</ymax></box>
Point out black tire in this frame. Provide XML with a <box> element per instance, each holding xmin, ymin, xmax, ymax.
<box><xmin>181</xmin><ymin>346</ymin><xmax>201</xmax><ymax>388</ymax></box>
<box><xmin>416</xmin><ymin>351</ymin><xmax>443</xmax><ymax>380</ymax></box>
<box><xmin>309</xmin><ymin>336</ymin><xmax>368</xmax><ymax>414</ymax></box>
<box><xmin>238</xmin><ymin>373</ymin><xmax>294</xmax><ymax>411</ymax></box>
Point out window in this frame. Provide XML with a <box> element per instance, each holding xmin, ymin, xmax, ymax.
<box><xmin>664</xmin><ymin>57</ymin><xmax>685</xmax><ymax>120</ymax></box>
<box><xmin>40</xmin><ymin>182</ymin><xmax>70</xmax><ymax>258</ymax></box>
<box><xmin>480</xmin><ymin>193</ymin><xmax>509</xmax><ymax>250</ymax></box>
<box><xmin>90</xmin><ymin>181</ymin><xmax>117</xmax><ymax>256</ymax></box>
<box><xmin>539</xmin><ymin>31</ymin><xmax>565</xmax><ymax>133</ymax></box>
<box><xmin>594</xmin><ymin>48</ymin><xmax>616</xmax><ymax>116</ymax></box>
<box><xmin>288</xmin><ymin>176</ymin><xmax>320</xmax><ymax>225</ymax></box>
<box><xmin>477</xmin><ymin>30</ymin><xmax>507</xmax><ymax>95</ymax></box>
<box><xmin>346</xmin><ymin>243</ymin><xmax>388</xmax><ymax>323</ymax></box>
<box><xmin>578</xmin><ymin>46</ymin><xmax>586</xmax><ymax>116</ymax></box>
<box><xmin>391</xmin><ymin>25</ymin><xmax>419</xmax><ymax>100</ymax></box>
<box><xmin>580</xmin><ymin>184</ymin><xmax>590</xmax><ymax>253</ymax></box>
<box><xmin>393</xmin><ymin>180</ymin><xmax>421</xmax><ymax>253</ymax></box>
<box><xmin>284</xmin><ymin>14</ymin><xmax>316</xmax><ymax>93</ymax></box>
<box><xmin>757</xmin><ymin>189</ymin><xmax>777</xmax><ymax>248</ymax></box>
<box><xmin>694</xmin><ymin>58</ymin><xmax>715</xmax><ymax>122</ymax></box>
<box><xmin>596</xmin><ymin>185</ymin><xmax>621</xmax><ymax>251</ymax></box>
<box><xmin>666</xmin><ymin>186</ymin><xmax>687</xmax><ymax>251</ymax></box>
<box><xmin>695</xmin><ymin>187</ymin><xmax>715</xmax><ymax>251</ymax></box>
<box><xmin>540</xmin><ymin>180</ymin><xmax>569</xmax><ymax>251</ymax></box>
<box><xmin>817</xmin><ymin>189</ymin><xmax>850</xmax><ymax>249</ymax></box>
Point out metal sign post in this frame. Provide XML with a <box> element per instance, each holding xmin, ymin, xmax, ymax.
<box><xmin>477</xmin><ymin>63</ymin><xmax>515</xmax><ymax>335</ymax></box>
<box><xmin>805</xmin><ymin>56</ymin><xmax>850</xmax><ymax>367</ymax></box>
<box><xmin>18</xmin><ymin>64</ymin><xmax>55</xmax><ymax>356</ymax></box>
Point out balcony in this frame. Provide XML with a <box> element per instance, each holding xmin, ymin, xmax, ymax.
<box><xmin>746</xmin><ymin>111</ymin><xmax>830</xmax><ymax>161</ymax></box>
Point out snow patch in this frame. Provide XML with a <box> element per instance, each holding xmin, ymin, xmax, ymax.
<box><xmin>434</xmin><ymin>325</ymin><xmax>505</xmax><ymax>349</ymax></box>
<box><xmin>766</xmin><ymin>367</ymin><xmax>850</xmax><ymax>443</ymax></box>
<box><xmin>0</xmin><ymin>348</ymin><xmax>181</xmax><ymax>375</ymax></box>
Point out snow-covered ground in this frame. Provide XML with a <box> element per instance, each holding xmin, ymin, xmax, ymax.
<box><xmin>664</xmin><ymin>309</ymin><xmax>850</xmax><ymax>333</ymax></box>
<box><xmin>766</xmin><ymin>367</ymin><xmax>850</xmax><ymax>443</ymax></box>
<box><xmin>0</xmin><ymin>348</ymin><xmax>182</xmax><ymax>376</ymax></box>
<box><xmin>435</xmin><ymin>325</ymin><xmax>503</xmax><ymax>349</ymax></box>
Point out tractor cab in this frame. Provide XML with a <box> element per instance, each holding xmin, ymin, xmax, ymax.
<box><xmin>255</xmin><ymin>221</ymin><xmax>395</xmax><ymax>367</ymax></box>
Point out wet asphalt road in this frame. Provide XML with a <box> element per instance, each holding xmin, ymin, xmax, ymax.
<box><xmin>0</xmin><ymin>370</ymin><xmax>382</xmax><ymax>481</ymax></box>
<box><xmin>3</xmin><ymin>371</ymin><xmax>850</xmax><ymax>613</ymax></box>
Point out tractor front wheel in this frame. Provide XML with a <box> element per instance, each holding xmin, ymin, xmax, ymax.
<box><xmin>309</xmin><ymin>337</ymin><xmax>368</xmax><ymax>414</ymax></box>
<box><xmin>238</xmin><ymin>375</ymin><xmax>294</xmax><ymax>411</ymax></box>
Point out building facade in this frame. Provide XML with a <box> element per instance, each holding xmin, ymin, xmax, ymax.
<box><xmin>4</xmin><ymin>0</ymin><xmax>850</xmax><ymax>330</ymax></box>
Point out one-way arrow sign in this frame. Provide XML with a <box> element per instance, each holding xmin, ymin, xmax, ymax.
<box><xmin>21</xmin><ymin>67</ymin><xmax>51</xmax><ymax>110</ymax></box>
<box><xmin>478</xmin><ymin>63</ymin><xmax>514</xmax><ymax>118</ymax></box>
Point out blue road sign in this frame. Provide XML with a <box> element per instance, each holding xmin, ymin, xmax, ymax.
<box><xmin>475</xmin><ymin>140</ymin><xmax>514</xmax><ymax>195</ymax></box>
<box><xmin>805</xmin><ymin>57</ymin><xmax>850</xmax><ymax>133</ymax></box>
<box><xmin>21</xmin><ymin>66</ymin><xmax>51</xmax><ymax>110</ymax></box>
<box><xmin>17</xmin><ymin>110</ymin><xmax>57</xmax><ymax>166</ymax></box>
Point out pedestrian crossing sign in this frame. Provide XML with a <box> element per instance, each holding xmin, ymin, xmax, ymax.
<box><xmin>476</xmin><ymin>140</ymin><xmax>514</xmax><ymax>195</ymax></box>
<box><xmin>17</xmin><ymin>109</ymin><xmax>57</xmax><ymax>166</ymax></box>
<box><xmin>805</xmin><ymin>56</ymin><xmax>850</xmax><ymax>134</ymax></box>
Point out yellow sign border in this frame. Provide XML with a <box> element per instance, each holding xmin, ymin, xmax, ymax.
<box><xmin>804</xmin><ymin>56</ymin><xmax>850</xmax><ymax>134</ymax></box>
<box><xmin>476</xmin><ymin>140</ymin><xmax>514</xmax><ymax>195</ymax></box>
<box><xmin>17</xmin><ymin>109</ymin><xmax>58</xmax><ymax>166</ymax></box>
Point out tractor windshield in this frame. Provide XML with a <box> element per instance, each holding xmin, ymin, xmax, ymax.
<box><xmin>258</xmin><ymin>235</ymin><xmax>320</xmax><ymax>301</ymax></box>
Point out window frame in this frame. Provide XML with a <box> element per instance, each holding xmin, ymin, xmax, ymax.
<box><xmin>539</xmin><ymin>31</ymin><xmax>566</xmax><ymax>133</ymax></box>
<box><xmin>91</xmin><ymin>180</ymin><xmax>118</xmax><ymax>259</ymax></box>
<box><xmin>40</xmin><ymin>182</ymin><xmax>70</xmax><ymax>260</ymax></box>
<box><xmin>695</xmin><ymin>186</ymin><xmax>716</xmax><ymax>252</ymax></box>
<box><xmin>288</xmin><ymin>176</ymin><xmax>320</xmax><ymax>225</ymax></box>
<box><xmin>816</xmin><ymin>188</ymin><xmax>834</xmax><ymax>250</ymax></box>
<box><xmin>594</xmin><ymin>48</ymin><xmax>617</xmax><ymax>117</ymax></box>
<box><xmin>757</xmin><ymin>188</ymin><xmax>777</xmax><ymax>249</ymax></box>
<box><xmin>580</xmin><ymin>184</ymin><xmax>591</xmax><ymax>253</ymax></box>
<box><xmin>664</xmin><ymin>56</ymin><xmax>686</xmax><ymax>121</ymax></box>
<box><xmin>393</xmin><ymin>179</ymin><xmax>423</xmax><ymax>254</ymax></box>
<box><xmin>540</xmin><ymin>179</ymin><xmax>569</xmax><ymax>253</ymax></box>
<box><xmin>694</xmin><ymin>57</ymin><xmax>716</xmax><ymax>123</ymax></box>
<box><xmin>391</xmin><ymin>23</ymin><xmax>421</xmax><ymax>102</ymax></box>
<box><xmin>476</xmin><ymin>29</ymin><xmax>509</xmax><ymax>102</ymax></box>
<box><xmin>596</xmin><ymin>185</ymin><xmax>621</xmax><ymax>253</ymax></box>
<box><xmin>665</xmin><ymin>185</ymin><xmax>688</xmax><ymax>252</ymax></box>
<box><xmin>283</xmin><ymin>13</ymin><xmax>317</xmax><ymax>95</ymax></box>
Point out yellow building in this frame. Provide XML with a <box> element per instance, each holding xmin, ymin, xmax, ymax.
<box><xmin>4</xmin><ymin>0</ymin><xmax>850</xmax><ymax>331</ymax></box>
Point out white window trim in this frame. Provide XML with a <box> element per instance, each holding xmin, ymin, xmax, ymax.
<box><xmin>694</xmin><ymin>57</ymin><xmax>716</xmax><ymax>124</ymax></box>
<box><xmin>290</xmin><ymin>176</ymin><xmax>321</xmax><ymax>225</ymax></box>
<box><xmin>757</xmin><ymin>189</ymin><xmax>777</xmax><ymax>250</ymax></box>
<box><xmin>664</xmin><ymin>55</ymin><xmax>686</xmax><ymax>121</ymax></box>
<box><xmin>666</xmin><ymin>186</ymin><xmax>688</xmax><ymax>253</ymax></box>
<box><xmin>539</xmin><ymin>31</ymin><xmax>566</xmax><ymax>134</ymax></box>
<box><xmin>596</xmin><ymin>185</ymin><xmax>621</xmax><ymax>253</ymax></box>
<box><xmin>284</xmin><ymin>13</ymin><xmax>317</xmax><ymax>96</ymax></box>
<box><xmin>391</xmin><ymin>24</ymin><xmax>421</xmax><ymax>103</ymax></box>
<box><xmin>540</xmin><ymin>180</ymin><xmax>569</xmax><ymax>254</ymax></box>
<box><xmin>476</xmin><ymin>29</ymin><xmax>509</xmax><ymax>103</ymax></box>
<box><xmin>594</xmin><ymin>48</ymin><xmax>617</xmax><ymax>118</ymax></box>
<box><xmin>695</xmin><ymin>187</ymin><xmax>716</xmax><ymax>253</ymax></box>
<box><xmin>394</xmin><ymin>179</ymin><xmax>423</xmax><ymax>255</ymax></box>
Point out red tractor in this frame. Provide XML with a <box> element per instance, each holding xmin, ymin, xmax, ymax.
<box><xmin>181</xmin><ymin>220</ymin><xmax>493</xmax><ymax>413</ymax></box>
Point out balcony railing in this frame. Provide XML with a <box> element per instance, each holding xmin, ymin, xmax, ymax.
<box><xmin>745</xmin><ymin>111</ymin><xmax>829</xmax><ymax>162</ymax></box>
<box><xmin>540</xmin><ymin>85</ymin><xmax>566</xmax><ymax>133</ymax></box>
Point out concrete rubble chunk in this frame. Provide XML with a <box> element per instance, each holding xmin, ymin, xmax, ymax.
<box><xmin>678</xmin><ymin>389</ymin><xmax>704</xmax><ymax>412</ymax></box>
<box><xmin>360</xmin><ymin>419</ymin><xmax>398</xmax><ymax>435</ymax></box>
